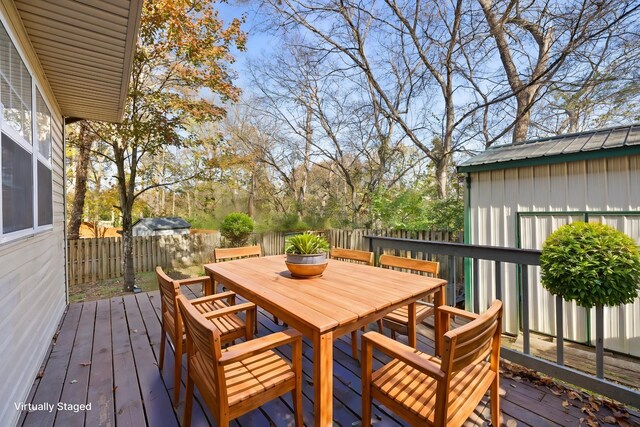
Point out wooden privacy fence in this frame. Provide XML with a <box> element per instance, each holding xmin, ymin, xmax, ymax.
<box><xmin>67</xmin><ymin>229</ymin><xmax>461</xmax><ymax>286</ymax></box>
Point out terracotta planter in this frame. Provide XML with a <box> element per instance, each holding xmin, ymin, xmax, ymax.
<box><xmin>285</xmin><ymin>252</ymin><xmax>328</xmax><ymax>278</ymax></box>
<box><xmin>285</xmin><ymin>261</ymin><xmax>328</xmax><ymax>278</ymax></box>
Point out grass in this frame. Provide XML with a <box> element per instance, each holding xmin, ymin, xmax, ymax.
<box><xmin>68</xmin><ymin>265</ymin><xmax>206</xmax><ymax>304</ymax></box>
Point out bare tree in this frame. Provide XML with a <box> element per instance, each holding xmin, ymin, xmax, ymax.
<box><xmin>260</xmin><ymin>0</ymin><xmax>471</xmax><ymax>197</ymax></box>
<box><xmin>477</xmin><ymin>0</ymin><xmax>640</xmax><ymax>142</ymax></box>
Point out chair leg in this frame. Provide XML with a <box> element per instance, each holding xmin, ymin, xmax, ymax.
<box><xmin>377</xmin><ymin>319</ymin><xmax>383</xmax><ymax>333</ymax></box>
<box><xmin>158</xmin><ymin>329</ymin><xmax>166</xmax><ymax>370</ymax></box>
<box><xmin>351</xmin><ymin>330</ymin><xmax>359</xmax><ymax>359</ymax></box>
<box><xmin>183</xmin><ymin>373</ymin><xmax>193</xmax><ymax>427</ymax></box>
<box><xmin>361</xmin><ymin>357</ymin><xmax>372</xmax><ymax>427</ymax></box>
<box><xmin>292</xmin><ymin>388</ymin><xmax>303</xmax><ymax>427</ymax></box>
<box><xmin>390</xmin><ymin>329</ymin><xmax>396</xmax><ymax>340</ymax></box>
<box><xmin>490</xmin><ymin>376</ymin><xmax>501</xmax><ymax>426</ymax></box>
<box><xmin>173</xmin><ymin>341</ymin><xmax>182</xmax><ymax>407</ymax></box>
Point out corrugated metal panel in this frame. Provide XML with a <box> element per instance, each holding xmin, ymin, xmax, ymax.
<box><xmin>13</xmin><ymin>0</ymin><xmax>142</xmax><ymax>122</ymax></box>
<box><xmin>459</xmin><ymin>124</ymin><xmax>640</xmax><ymax>171</ymax></box>
<box><xmin>520</xmin><ymin>214</ymin><xmax>589</xmax><ymax>343</ymax></box>
<box><xmin>469</xmin><ymin>155</ymin><xmax>640</xmax><ymax>356</ymax></box>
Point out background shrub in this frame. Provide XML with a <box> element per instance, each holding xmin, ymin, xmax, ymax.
<box><xmin>220</xmin><ymin>212</ymin><xmax>254</xmax><ymax>247</ymax></box>
<box><xmin>540</xmin><ymin>222</ymin><xmax>640</xmax><ymax>308</ymax></box>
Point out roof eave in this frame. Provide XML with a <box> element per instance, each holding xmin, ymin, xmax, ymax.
<box><xmin>457</xmin><ymin>145</ymin><xmax>640</xmax><ymax>173</ymax></box>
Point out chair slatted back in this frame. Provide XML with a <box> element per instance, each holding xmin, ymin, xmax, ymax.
<box><xmin>214</xmin><ymin>244</ymin><xmax>262</xmax><ymax>262</ymax></box>
<box><xmin>330</xmin><ymin>248</ymin><xmax>374</xmax><ymax>266</ymax></box>
<box><xmin>379</xmin><ymin>254</ymin><xmax>439</xmax><ymax>276</ymax></box>
<box><xmin>176</xmin><ymin>294</ymin><xmax>223</xmax><ymax>399</ymax></box>
<box><xmin>441</xmin><ymin>300</ymin><xmax>502</xmax><ymax>375</ymax></box>
<box><xmin>156</xmin><ymin>267</ymin><xmax>180</xmax><ymax>331</ymax></box>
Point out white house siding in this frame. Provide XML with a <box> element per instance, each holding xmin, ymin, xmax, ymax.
<box><xmin>469</xmin><ymin>154</ymin><xmax>640</xmax><ymax>357</ymax></box>
<box><xmin>0</xmin><ymin>3</ymin><xmax>66</xmax><ymax>425</ymax></box>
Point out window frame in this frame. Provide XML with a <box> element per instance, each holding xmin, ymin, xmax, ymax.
<box><xmin>0</xmin><ymin>16</ymin><xmax>53</xmax><ymax>244</ymax></box>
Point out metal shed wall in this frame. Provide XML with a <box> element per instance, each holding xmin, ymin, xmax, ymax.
<box><xmin>469</xmin><ymin>154</ymin><xmax>640</xmax><ymax>356</ymax></box>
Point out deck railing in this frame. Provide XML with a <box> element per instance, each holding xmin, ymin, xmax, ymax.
<box><xmin>365</xmin><ymin>235</ymin><xmax>640</xmax><ymax>408</ymax></box>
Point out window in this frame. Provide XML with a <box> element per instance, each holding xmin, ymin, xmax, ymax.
<box><xmin>0</xmin><ymin>23</ymin><xmax>31</xmax><ymax>143</ymax></box>
<box><xmin>2</xmin><ymin>134</ymin><xmax>32</xmax><ymax>233</ymax></box>
<box><xmin>0</xmin><ymin>20</ymin><xmax>53</xmax><ymax>242</ymax></box>
<box><xmin>36</xmin><ymin>89</ymin><xmax>52</xmax><ymax>226</ymax></box>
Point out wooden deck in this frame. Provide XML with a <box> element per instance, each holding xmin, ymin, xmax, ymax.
<box><xmin>19</xmin><ymin>287</ymin><xmax>640</xmax><ymax>427</ymax></box>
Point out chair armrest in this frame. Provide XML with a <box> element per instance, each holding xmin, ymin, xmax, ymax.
<box><xmin>175</xmin><ymin>276</ymin><xmax>211</xmax><ymax>287</ymax></box>
<box><xmin>202</xmin><ymin>302</ymin><xmax>256</xmax><ymax>319</ymax></box>
<box><xmin>437</xmin><ymin>305</ymin><xmax>479</xmax><ymax>320</ymax></box>
<box><xmin>362</xmin><ymin>331</ymin><xmax>444</xmax><ymax>381</ymax></box>
<box><xmin>189</xmin><ymin>291</ymin><xmax>236</xmax><ymax>305</ymax></box>
<box><xmin>219</xmin><ymin>329</ymin><xmax>302</xmax><ymax>365</ymax></box>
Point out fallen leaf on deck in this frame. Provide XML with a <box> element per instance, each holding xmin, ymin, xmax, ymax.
<box><xmin>70</xmin><ymin>379</ymin><xmax>78</xmax><ymax>384</ymax></box>
<box><xmin>562</xmin><ymin>400</ymin><xmax>570</xmax><ymax>408</ymax></box>
<box><xmin>613</xmin><ymin>410</ymin><xmax>628</xmax><ymax>419</ymax></box>
<box><xmin>551</xmin><ymin>387</ymin><xmax>563</xmax><ymax>396</ymax></box>
<box><xmin>80</xmin><ymin>362</ymin><xmax>91</xmax><ymax>367</ymax></box>
<box><xmin>601</xmin><ymin>415</ymin><xmax>616</xmax><ymax>424</ymax></box>
<box><xmin>568</xmin><ymin>391</ymin><xmax>582</xmax><ymax>401</ymax></box>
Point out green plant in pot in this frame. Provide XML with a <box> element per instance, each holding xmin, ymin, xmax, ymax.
<box><xmin>285</xmin><ymin>232</ymin><xmax>330</xmax><ymax>278</ymax></box>
<box><xmin>540</xmin><ymin>222</ymin><xmax>640</xmax><ymax>377</ymax></box>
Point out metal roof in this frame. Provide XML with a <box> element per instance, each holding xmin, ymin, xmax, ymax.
<box><xmin>13</xmin><ymin>0</ymin><xmax>142</xmax><ymax>122</ymax></box>
<box><xmin>458</xmin><ymin>124</ymin><xmax>640</xmax><ymax>173</ymax></box>
<box><xmin>133</xmin><ymin>217</ymin><xmax>191</xmax><ymax>231</ymax></box>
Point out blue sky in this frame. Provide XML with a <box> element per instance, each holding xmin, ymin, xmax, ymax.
<box><xmin>216</xmin><ymin>1</ymin><xmax>277</xmax><ymax>90</ymax></box>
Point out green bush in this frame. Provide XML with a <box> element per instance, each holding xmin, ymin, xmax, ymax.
<box><xmin>285</xmin><ymin>232</ymin><xmax>329</xmax><ymax>254</ymax></box>
<box><xmin>220</xmin><ymin>212</ymin><xmax>254</xmax><ymax>247</ymax></box>
<box><xmin>540</xmin><ymin>222</ymin><xmax>640</xmax><ymax>308</ymax></box>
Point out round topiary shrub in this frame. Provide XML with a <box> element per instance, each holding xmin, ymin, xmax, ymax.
<box><xmin>220</xmin><ymin>212</ymin><xmax>254</xmax><ymax>247</ymax></box>
<box><xmin>540</xmin><ymin>222</ymin><xmax>640</xmax><ymax>308</ymax></box>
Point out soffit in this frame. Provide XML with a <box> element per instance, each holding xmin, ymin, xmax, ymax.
<box><xmin>13</xmin><ymin>0</ymin><xmax>142</xmax><ymax>122</ymax></box>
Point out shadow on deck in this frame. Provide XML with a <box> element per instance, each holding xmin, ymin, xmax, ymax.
<box><xmin>18</xmin><ymin>288</ymin><xmax>640</xmax><ymax>426</ymax></box>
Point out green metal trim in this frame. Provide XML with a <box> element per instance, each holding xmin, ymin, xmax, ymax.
<box><xmin>464</xmin><ymin>175</ymin><xmax>472</xmax><ymax>310</ymax></box>
<box><xmin>457</xmin><ymin>145</ymin><xmax>640</xmax><ymax>173</ymax></box>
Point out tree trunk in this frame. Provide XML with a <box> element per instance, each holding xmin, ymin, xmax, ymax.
<box><xmin>114</xmin><ymin>144</ymin><xmax>136</xmax><ymax>292</ymax></box>
<box><xmin>68</xmin><ymin>123</ymin><xmax>92</xmax><ymax>239</ymax></box>
<box><xmin>121</xmin><ymin>207</ymin><xmax>135</xmax><ymax>291</ymax></box>
<box><xmin>513</xmin><ymin>87</ymin><xmax>536</xmax><ymax>143</ymax></box>
<box><xmin>434</xmin><ymin>158</ymin><xmax>449</xmax><ymax>199</ymax></box>
<box><xmin>248</xmin><ymin>167</ymin><xmax>256</xmax><ymax>218</ymax></box>
<box><xmin>296</xmin><ymin>106</ymin><xmax>313</xmax><ymax>218</ymax></box>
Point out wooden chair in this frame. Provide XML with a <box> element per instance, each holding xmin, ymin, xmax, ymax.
<box><xmin>213</xmin><ymin>244</ymin><xmax>278</xmax><ymax>328</ymax></box>
<box><xmin>378</xmin><ymin>254</ymin><xmax>440</xmax><ymax>340</ymax></box>
<box><xmin>176</xmin><ymin>294</ymin><xmax>303</xmax><ymax>427</ymax></box>
<box><xmin>156</xmin><ymin>267</ymin><xmax>256</xmax><ymax>406</ymax></box>
<box><xmin>361</xmin><ymin>300</ymin><xmax>503</xmax><ymax>427</ymax></box>
<box><xmin>330</xmin><ymin>247</ymin><xmax>374</xmax><ymax>266</ymax></box>
<box><xmin>212</xmin><ymin>244</ymin><xmax>262</xmax><ymax>294</ymax></box>
<box><xmin>330</xmin><ymin>247</ymin><xmax>375</xmax><ymax>358</ymax></box>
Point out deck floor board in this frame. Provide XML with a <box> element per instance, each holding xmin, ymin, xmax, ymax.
<box><xmin>20</xmin><ymin>291</ymin><xmax>640</xmax><ymax>427</ymax></box>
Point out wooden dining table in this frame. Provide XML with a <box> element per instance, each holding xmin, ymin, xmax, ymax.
<box><xmin>204</xmin><ymin>255</ymin><xmax>447</xmax><ymax>427</ymax></box>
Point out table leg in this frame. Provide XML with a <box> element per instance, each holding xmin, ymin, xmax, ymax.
<box><xmin>204</xmin><ymin>272</ymin><xmax>214</xmax><ymax>295</ymax></box>
<box><xmin>434</xmin><ymin>286</ymin><xmax>445</xmax><ymax>356</ymax></box>
<box><xmin>408</xmin><ymin>302</ymin><xmax>417</xmax><ymax>348</ymax></box>
<box><xmin>313</xmin><ymin>331</ymin><xmax>333</xmax><ymax>427</ymax></box>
